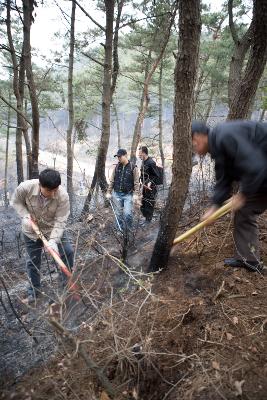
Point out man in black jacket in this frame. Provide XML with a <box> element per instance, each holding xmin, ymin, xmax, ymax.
<box><xmin>192</xmin><ymin>120</ymin><xmax>267</xmax><ymax>273</ymax></box>
<box><xmin>107</xmin><ymin>149</ymin><xmax>140</xmax><ymax>231</ymax></box>
<box><xmin>139</xmin><ymin>146</ymin><xmax>160</xmax><ymax>222</ymax></box>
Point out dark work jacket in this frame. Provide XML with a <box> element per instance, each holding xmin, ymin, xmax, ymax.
<box><xmin>140</xmin><ymin>157</ymin><xmax>159</xmax><ymax>186</ymax></box>
<box><xmin>208</xmin><ymin>120</ymin><xmax>267</xmax><ymax>206</ymax></box>
<box><xmin>113</xmin><ymin>162</ymin><xmax>134</xmax><ymax>193</ymax></box>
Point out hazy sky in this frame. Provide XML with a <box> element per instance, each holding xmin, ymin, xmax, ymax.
<box><xmin>30</xmin><ymin>0</ymin><xmax>227</xmax><ymax>62</ymax></box>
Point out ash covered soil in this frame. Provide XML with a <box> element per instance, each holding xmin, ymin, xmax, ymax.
<box><xmin>1</xmin><ymin>204</ymin><xmax>267</xmax><ymax>400</ymax></box>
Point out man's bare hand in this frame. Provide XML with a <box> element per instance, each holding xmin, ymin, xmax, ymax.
<box><xmin>143</xmin><ymin>182</ymin><xmax>152</xmax><ymax>191</ymax></box>
<box><xmin>231</xmin><ymin>193</ymin><xmax>246</xmax><ymax>211</ymax></box>
<box><xmin>133</xmin><ymin>194</ymin><xmax>142</xmax><ymax>206</ymax></box>
<box><xmin>201</xmin><ymin>205</ymin><xmax>219</xmax><ymax>225</ymax></box>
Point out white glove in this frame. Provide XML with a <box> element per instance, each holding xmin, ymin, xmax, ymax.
<box><xmin>47</xmin><ymin>239</ymin><xmax>59</xmax><ymax>254</ymax></box>
<box><xmin>106</xmin><ymin>193</ymin><xmax>112</xmax><ymax>200</ymax></box>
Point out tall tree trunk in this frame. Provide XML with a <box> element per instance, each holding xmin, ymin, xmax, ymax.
<box><xmin>113</xmin><ymin>102</ymin><xmax>121</xmax><ymax>148</ymax></box>
<box><xmin>67</xmin><ymin>0</ymin><xmax>76</xmax><ymax>217</ymax></box>
<box><xmin>227</xmin><ymin>0</ymin><xmax>267</xmax><ymax>120</ymax></box>
<box><xmin>204</xmin><ymin>84</ymin><xmax>215</xmax><ymax>123</ymax></box>
<box><xmin>22</xmin><ymin>95</ymin><xmax>32</xmax><ymax>179</ymax></box>
<box><xmin>194</xmin><ymin>54</ymin><xmax>210</xmax><ymax>112</ymax></box>
<box><xmin>23</xmin><ymin>0</ymin><xmax>40</xmax><ymax>178</ymax></box>
<box><xmin>6</xmin><ymin>0</ymin><xmax>25</xmax><ymax>183</ymax></box>
<box><xmin>111</xmin><ymin>0</ymin><xmax>124</xmax><ymax>149</ymax></box>
<box><xmin>111</xmin><ymin>0</ymin><xmax>124</xmax><ymax>98</ymax></box>
<box><xmin>130</xmin><ymin>4</ymin><xmax>178</xmax><ymax>162</ymax></box>
<box><xmin>259</xmin><ymin>108</ymin><xmax>266</xmax><ymax>121</ymax></box>
<box><xmin>4</xmin><ymin>89</ymin><xmax>11</xmax><ymax>208</ymax></box>
<box><xmin>227</xmin><ymin>0</ymin><xmax>255</xmax><ymax>110</ymax></box>
<box><xmin>149</xmin><ymin>0</ymin><xmax>201</xmax><ymax>272</ymax></box>
<box><xmin>82</xmin><ymin>0</ymin><xmax>114</xmax><ymax>216</ymax></box>
<box><xmin>158</xmin><ymin>59</ymin><xmax>166</xmax><ymax>186</ymax></box>
<box><xmin>130</xmin><ymin>50</ymin><xmax>151</xmax><ymax>162</ymax></box>
<box><xmin>15</xmin><ymin>115</ymin><xmax>24</xmax><ymax>183</ymax></box>
<box><xmin>21</xmin><ymin>56</ymin><xmax>33</xmax><ymax>179</ymax></box>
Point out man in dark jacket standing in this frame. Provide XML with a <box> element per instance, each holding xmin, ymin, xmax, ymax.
<box><xmin>107</xmin><ymin>149</ymin><xmax>140</xmax><ymax>231</ymax></box>
<box><xmin>139</xmin><ymin>146</ymin><xmax>160</xmax><ymax>222</ymax></box>
<box><xmin>192</xmin><ymin>120</ymin><xmax>267</xmax><ymax>273</ymax></box>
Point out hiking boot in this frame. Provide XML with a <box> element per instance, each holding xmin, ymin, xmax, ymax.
<box><xmin>224</xmin><ymin>257</ymin><xmax>263</xmax><ymax>273</ymax></box>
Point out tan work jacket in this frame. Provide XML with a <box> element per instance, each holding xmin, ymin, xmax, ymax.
<box><xmin>11</xmin><ymin>179</ymin><xmax>70</xmax><ymax>242</ymax></box>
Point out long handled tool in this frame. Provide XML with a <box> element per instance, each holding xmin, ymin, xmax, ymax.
<box><xmin>173</xmin><ymin>200</ymin><xmax>233</xmax><ymax>246</ymax></box>
<box><xmin>30</xmin><ymin>219</ymin><xmax>78</xmax><ymax>293</ymax></box>
<box><xmin>109</xmin><ymin>199</ymin><xmax>123</xmax><ymax>232</ymax></box>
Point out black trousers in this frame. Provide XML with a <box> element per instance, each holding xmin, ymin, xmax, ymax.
<box><xmin>140</xmin><ymin>186</ymin><xmax>157</xmax><ymax>221</ymax></box>
<box><xmin>233</xmin><ymin>193</ymin><xmax>267</xmax><ymax>262</ymax></box>
<box><xmin>24</xmin><ymin>232</ymin><xmax>74</xmax><ymax>295</ymax></box>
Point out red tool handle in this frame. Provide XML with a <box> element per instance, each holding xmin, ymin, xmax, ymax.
<box><xmin>30</xmin><ymin>219</ymin><xmax>78</xmax><ymax>291</ymax></box>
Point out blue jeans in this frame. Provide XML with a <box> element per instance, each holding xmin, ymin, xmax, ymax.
<box><xmin>113</xmin><ymin>192</ymin><xmax>133</xmax><ymax>231</ymax></box>
<box><xmin>23</xmin><ymin>233</ymin><xmax>74</xmax><ymax>295</ymax></box>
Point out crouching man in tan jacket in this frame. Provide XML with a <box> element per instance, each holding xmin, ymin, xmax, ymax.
<box><xmin>11</xmin><ymin>169</ymin><xmax>74</xmax><ymax>303</ymax></box>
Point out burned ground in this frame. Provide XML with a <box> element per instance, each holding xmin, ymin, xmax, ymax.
<box><xmin>0</xmin><ymin>204</ymin><xmax>266</xmax><ymax>400</ymax></box>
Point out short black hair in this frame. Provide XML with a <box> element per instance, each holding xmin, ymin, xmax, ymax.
<box><xmin>191</xmin><ymin>121</ymin><xmax>209</xmax><ymax>136</ymax></box>
<box><xmin>139</xmin><ymin>146</ymin><xmax>148</xmax><ymax>155</ymax></box>
<box><xmin>39</xmin><ymin>169</ymin><xmax>61</xmax><ymax>189</ymax></box>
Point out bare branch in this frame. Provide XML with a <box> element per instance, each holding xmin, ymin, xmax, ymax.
<box><xmin>54</xmin><ymin>0</ymin><xmax>71</xmax><ymax>26</ymax></box>
<box><xmin>0</xmin><ymin>276</ymin><xmax>38</xmax><ymax>344</ymax></box>
<box><xmin>111</xmin><ymin>0</ymin><xmax>124</xmax><ymax>97</ymax></box>
<box><xmin>81</xmin><ymin>51</ymin><xmax>105</xmax><ymax>68</ymax></box>
<box><xmin>0</xmin><ymin>92</ymin><xmax>32</xmax><ymax>126</ymax></box>
<box><xmin>49</xmin><ymin>317</ymin><xmax>117</xmax><ymax>398</ymax></box>
<box><xmin>73</xmin><ymin>0</ymin><xmax>105</xmax><ymax>32</ymax></box>
<box><xmin>118</xmin><ymin>11</ymin><xmax>171</xmax><ymax>30</ymax></box>
<box><xmin>0</xmin><ymin>44</ymin><xmax>12</xmax><ymax>53</ymax></box>
<box><xmin>228</xmin><ymin>0</ymin><xmax>239</xmax><ymax>44</ymax></box>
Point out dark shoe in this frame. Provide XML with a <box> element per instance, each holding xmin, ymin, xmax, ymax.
<box><xmin>224</xmin><ymin>257</ymin><xmax>263</xmax><ymax>273</ymax></box>
<box><xmin>27</xmin><ymin>287</ymin><xmax>41</xmax><ymax>304</ymax></box>
<box><xmin>28</xmin><ymin>293</ymin><xmax>37</xmax><ymax>304</ymax></box>
<box><xmin>139</xmin><ymin>220</ymin><xmax>149</xmax><ymax>226</ymax></box>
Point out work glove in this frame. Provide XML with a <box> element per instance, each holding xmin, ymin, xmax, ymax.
<box><xmin>47</xmin><ymin>239</ymin><xmax>59</xmax><ymax>254</ymax></box>
<box><xmin>106</xmin><ymin>193</ymin><xmax>112</xmax><ymax>200</ymax></box>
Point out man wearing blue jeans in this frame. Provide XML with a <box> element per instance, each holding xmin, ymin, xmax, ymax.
<box><xmin>11</xmin><ymin>169</ymin><xmax>74</xmax><ymax>303</ymax></box>
<box><xmin>106</xmin><ymin>149</ymin><xmax>140</xmax><ymax>232</ymax></box>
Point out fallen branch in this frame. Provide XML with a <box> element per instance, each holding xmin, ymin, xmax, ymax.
<box><xmin>213</xmin><ymin>280</ymin><xmax>225</xmax><ymax>302</ymax></box>
<box><xmin>49</xmin><ymin>317</ymin><xmax>117</xmax><ymax>398</ymax></box>
<box><xmin>0</xmin><ymin>276</ymin><xmax>38</xmax><ymax>344</ymax></box>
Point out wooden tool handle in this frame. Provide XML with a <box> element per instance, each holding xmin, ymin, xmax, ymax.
<box><xmin>173</xmin><ymin>201</ymin><xmax>233</xmax><ymax>246</ymax></box>
<box><xmin>30</xmin><ymin>219</ymin><xmax>78</xmax><ymax>290</ymax></box>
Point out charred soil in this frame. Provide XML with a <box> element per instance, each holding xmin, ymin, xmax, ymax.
<box><xmin>1</xmin><ymin>207</ymin><xmax>267</xmax><ymax>400</ymax></box>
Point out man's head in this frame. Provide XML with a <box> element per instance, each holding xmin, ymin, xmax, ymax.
<box><xmin>114</xmin><ymin>148</ymin><xmax>128</xmax><ymax>165</ymax></box>
<box><xmin>191</xmin><ymin>121</ymin><xmax>210</xmax><ymax>156</ymax></box>
<box><xmin>39</xmin><ymin>169</ymin><xmax>61</xmax><ymax>198</ymax></box>
<box><xmin>139</xmin><ymin>145</ymin><xmax>148</xmax><ymax>161</ymax></box>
